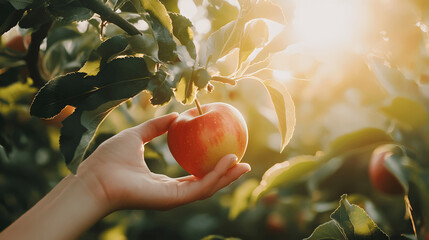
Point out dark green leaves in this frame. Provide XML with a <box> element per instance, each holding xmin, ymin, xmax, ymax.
<box><xmin>169</xmin><ymin>12</ymin><xmax>196</xmax><ymax>59</ymax></box>
<box><xmin>8</xmin><ymin>0</ymin><xmax>33</xmax><ymax>10</ymax></box>
<box><xmin>31</xmin><ymin>57</ymin><xmax>154</xmax><ymax>172</ymax></box>
<box><xmin>0</xmin><ymin>2</ymin><xmax>24</xmax><ymax>35</ymax></box>
<box><xmin>305</xmin><ymin>221</ymin><xmax>347</xmax><ymax>240</ymax></box>
<box><xmin>136</xmin><ymin>0</ymin><xmax>172</xmax><ymax>33</ymax></box>
<box><xmin>174</xmin><ymin>67</ymin><xmax>212</xmax><ymax>104</ymax></box>
<box><xmin>145</xmin><ymin>13</ymin><xmax>177</xmax><ymax>61</ymax></box>
<box><xmin>30</xmin><ymin>72</ymin><xmax>91</xmax><ymax>118</ymax></box>
<box><xmin>97</xmin><ymin>35</ymin><xmax>129</xmax><ymax>66</ymax></box>
<box><xmin>251</xmin><ymin>155</ymin><xmax>322</xmax><ymax>203</ymax></box>
<box><xmin>305</xmin><ymin>195</ymin><xmax>389</xmax><ymax>240</ymax></box>
<box><xmin>48</xmin><ymin>0</ymin><xmax>94</xmax><ymax>22</ymax></box>
<box><xmin>327</xmin><ymin>128</ymin><xmax>393</xmax><ymax>158</ymax></box>
<box><xmin>147</xmin><ymin>69</ymin><xmax>173</xmax><ymax>105</ymax></box>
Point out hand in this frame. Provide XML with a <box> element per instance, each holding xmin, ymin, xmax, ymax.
<box><xmin>77</xmin><ymin>112</ymin><xmax>251</xmax><ymax>211</ymax></box>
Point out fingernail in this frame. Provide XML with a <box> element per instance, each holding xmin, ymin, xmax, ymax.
<box><xmin>226</xmin><ymin>154</ymin><xmax>238</xmax><ymax>162</ymax></box>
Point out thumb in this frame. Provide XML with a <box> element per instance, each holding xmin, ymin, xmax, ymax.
<box><xmin>131</xmin><ymin>112</ymin><xmax>179</xmax><ymax>143</ymax></box>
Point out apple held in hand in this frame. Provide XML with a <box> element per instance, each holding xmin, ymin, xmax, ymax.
<box><xmin>167</xmin><ymin>102</ymin><xmax>248</xmax><ymax>178</ymax></box>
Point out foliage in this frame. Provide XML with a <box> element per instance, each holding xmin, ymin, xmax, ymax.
<box><xmin>1</xmin><ymin>0</ymin><xmax>429</xmax><ymax>239</ymax></box>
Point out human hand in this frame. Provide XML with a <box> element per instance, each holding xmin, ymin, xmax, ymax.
<box><xmin>77</xmin><ymin>112</ymin><xmax>251</xmax><ymax>212</ymax></box>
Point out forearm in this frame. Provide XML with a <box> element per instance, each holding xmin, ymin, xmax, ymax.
<box><xmin>0</xmin><ymin>174</ymin><xmax>109</xmax><ymax>240</ymax></box>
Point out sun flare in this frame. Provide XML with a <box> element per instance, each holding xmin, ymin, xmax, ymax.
<box><xmin>292</xmin><ymin>0</ymin><xmax>363</xmax><ymax>49</ymax></box>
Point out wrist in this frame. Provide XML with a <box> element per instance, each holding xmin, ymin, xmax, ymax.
<box><xmin>74</xmin><ymin>162</ymin><xmax>113</xmax><ymax>214</ymax></box>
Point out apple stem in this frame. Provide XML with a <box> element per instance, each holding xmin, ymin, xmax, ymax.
<box><xmin>195</xmin><ymin>98</ymin><xmax>204</xmax><ymax>115</ymax></box>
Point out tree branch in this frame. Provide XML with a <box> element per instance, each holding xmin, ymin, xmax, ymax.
<box><xmin>80</xmin><ymin>0</ymin><xmax>141</xmax><ymax>36</ymax></box>
<box><xmin>26</xmin><ymin>20</ymin><xmax>53</xmax><ymax>88</ymax></box>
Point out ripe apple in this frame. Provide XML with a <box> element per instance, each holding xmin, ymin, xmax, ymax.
<box><xmin>369</xmin><ymin>144</ymin><xmax>404</xmax><ymax>195</ymax></box>
<box><xmin>5</xmin><ymin>35</ymin><xmax>31</xmax><ymax>53</ymax></box>
<box><xmin>167</xmin><ymin>102</ymin><xmax>248</xmax><ymax>178</ymax></box>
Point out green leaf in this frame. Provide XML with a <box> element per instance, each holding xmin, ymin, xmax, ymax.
<box><xmin>138</xmin><ymin>0</ymin><xmax>172</xmax><ymax>33</ymax></box>
<box><xmin>263</xmin><ymin>80</ymin><xmax>295</xmax><ymax>152</ymax></box>
<box><xmin>206</xmin><ymin>0</ymin><xmax>239</xmax><ymax>32</ymax></box>
<box><xmin>239</xmin><ymin>0</ymin><xmax>285</xmax><ymax>24</ymax></box>
<box><xmin>97</xmin><ymin>35</ymin><xmax>129</xmax><ymax>67</ymax></box>
<box><xmin>331</xmin><ymin>195</ymin><xmax>389</xmax><ymax>240</ymax></box>
<box><xmin>8</xmin><ymin>0</ymin><xmax>33</xmax><ymax>10</ymax></box>
<box><xmin>113</xmin><ymin>0</ymin><xmax>128</xmax><ymax>10</ymax></box>
<box><xmin>380</xmin><ymin>97</ymin><xmax>429</xmax><ymax>129</ymax></box>
<box><xmin>147</xmin><ymin>69</ymin><xmax>173</xmax><ymax>105</ymax></box>
<box><xmin>30</xmin><ymin>72</ymin><xmax>91</xmax><ymax>119</ymax></box>
<box><xmin>145</xmin><ymin>13</ymin><xmax>177</xmax><ymax>61</ymax></box>
<box><xmin>201</xmin><ymin>20</ymin><xmax>236</xmax><ymax>66</ymax></box>
<box><xmin>46</xmin><ymin>27</ymin><xmax>81</xmax><ymax>50</ymax></box>
<box><xmin>0</xmin><ymin>2</ymin><xmax>24</xmax><ymax>35</ymax></box>
<box><xmin>201</xmin><ymin>0</ymin><xmax>284</xmax><ymax>67</ymax></box>
<box><xmin>169</xmin><ymin>12</ymin><xmax>196</xmax><ymax>60</ymax></box>
<box><xmin>229</xmin><ymin>178</ymin><xmax>258</xmax><ymax>220</ymax></box>
<box><xmin>126</xmin><ymin>33</ymin><xmax>158</xmax><ymax>57</ymax></box>
<box><xmin>30</xmin><ymin>58</ymin><xmax>154</xmax><ymax>172</ymax></box>
<box><xmin>60</xmin><ymin>100</ymin><xmax>123</xmax><ymax>173</ymax></box>
<box><xmin>374</xmin><ymin>144</ymin><xmax>411</xmax><ymax>194</ymax></box>
<box><xmin>327</xmin><ymin>128</ymin><xmax>393</xmax><ymax>158</ymax></box>
<box><xmin>304</xmin><ymin>220</ymin><xmax>347</xmax><ymax>240</ymax></box>
<box><xmin>18</xmin><ymin>7</ymin><xmax>52</xmax><ymax>29</ymax></box>
<box><xmin>243</xmin><ymin>69</ymin><xmax>295</xmax><ymax>151</ymax></box>
<box><xmin>48</xmin><ymin>0</ymin><xmax>94</xmax><ymax>22</ymax></box>
<box><xmin>174</xmin><ymin>67</ymin><xmax>196</xmax><ymax>104</ymax></box>
<box><xmin>239</xmin><ymin>19</ymin><xmax>269</xmax><ymax>64</ymax></box>
<box><xmin>251</xmin><ymin>155</ymin><xmax>322</xmax><ymax>203</ymax></box>
<box><xmin>250</xmin><ymin>28</ymin><xmax>291</xmax><ymax>65</ymax></box>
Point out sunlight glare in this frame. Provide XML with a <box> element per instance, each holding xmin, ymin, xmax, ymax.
<box><xmin>293</xmin><ymin>0</ymin><xmax>361</xmax><ymax>48</ymax></box>
<box><xmin>178</xmin><ymin>0</ymin><xmax>198</xmax><ymax>19</ymax></box>
<box><xmin>273</xmin><ymin>70</ymin><xmax>293</xmax><ymax>83</ymax></box>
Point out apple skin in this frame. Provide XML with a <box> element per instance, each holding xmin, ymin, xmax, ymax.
<box><xmin>5</xmin><ymin>35</ymin><xmax>31</xmax><ymax>53</ymax></box>
<box><xmin>167</xmin><ymin>102</ymin><xmax>248</xmax><ymax>178</ymax></box>
<box><xmin>369</xmin><ymin>145</ymin><xmax>404</xmax><ymax>195</ymax></box>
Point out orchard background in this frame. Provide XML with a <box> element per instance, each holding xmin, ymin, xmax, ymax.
<box><xmin>1</xmin><ymin>0</ymin><xmax>429</xmax><ymax>239</ymax></box>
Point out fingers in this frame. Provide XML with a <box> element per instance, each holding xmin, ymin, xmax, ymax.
<box><xmin>176</xmin><ymin>175</ymin><xmax>198</xmax><ymax>182</ymax></box>
<box><xmin>197</xmin><ymin>154</ymin><xmax>239</xmax><ymax>198</ymax></box>
<box><xmin>209</xmin><ymin>163</ymin><xmax>251</xmax><ymax>196</ymax></box>
<box><xmin>175</xmin><ymin>154</ymin><xmax>250</xmax><ymax>205</ymax></box>
<box><xmin>131</xmin><ymin>112</ymin><xmax>179</xmax><ymax>143</ymax></box>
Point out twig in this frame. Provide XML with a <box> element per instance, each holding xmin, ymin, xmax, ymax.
<box><xmin>80</xmin><ymin>0</ymin><xmax>141</xmax><ymax>36</ymax></box>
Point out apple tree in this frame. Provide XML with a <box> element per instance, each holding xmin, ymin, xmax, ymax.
<box><xmin>1</xmin><ymin>0</ymin><xmax>429</xmax><ymax>239</ymax></box>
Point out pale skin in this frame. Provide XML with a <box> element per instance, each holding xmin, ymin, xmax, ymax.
<box><xmin>0</xmin><ymin>112</ymin><xmax>251</xmax><ymax>240</ymax></box>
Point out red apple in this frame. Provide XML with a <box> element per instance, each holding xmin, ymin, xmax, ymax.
<box><xmin>5</xmin><ymin>35</ymin><xmax>31</xmax><ymax>53</ymax></box>
<box><xmin>167</xmin><ymin>102</ymin><xmax>248</xmax><ymax>178</ymax></box>
<box><xmin>369</xmin><ymin>144</ymin><xmax>404</xmax><ymax>195</ymax></box>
